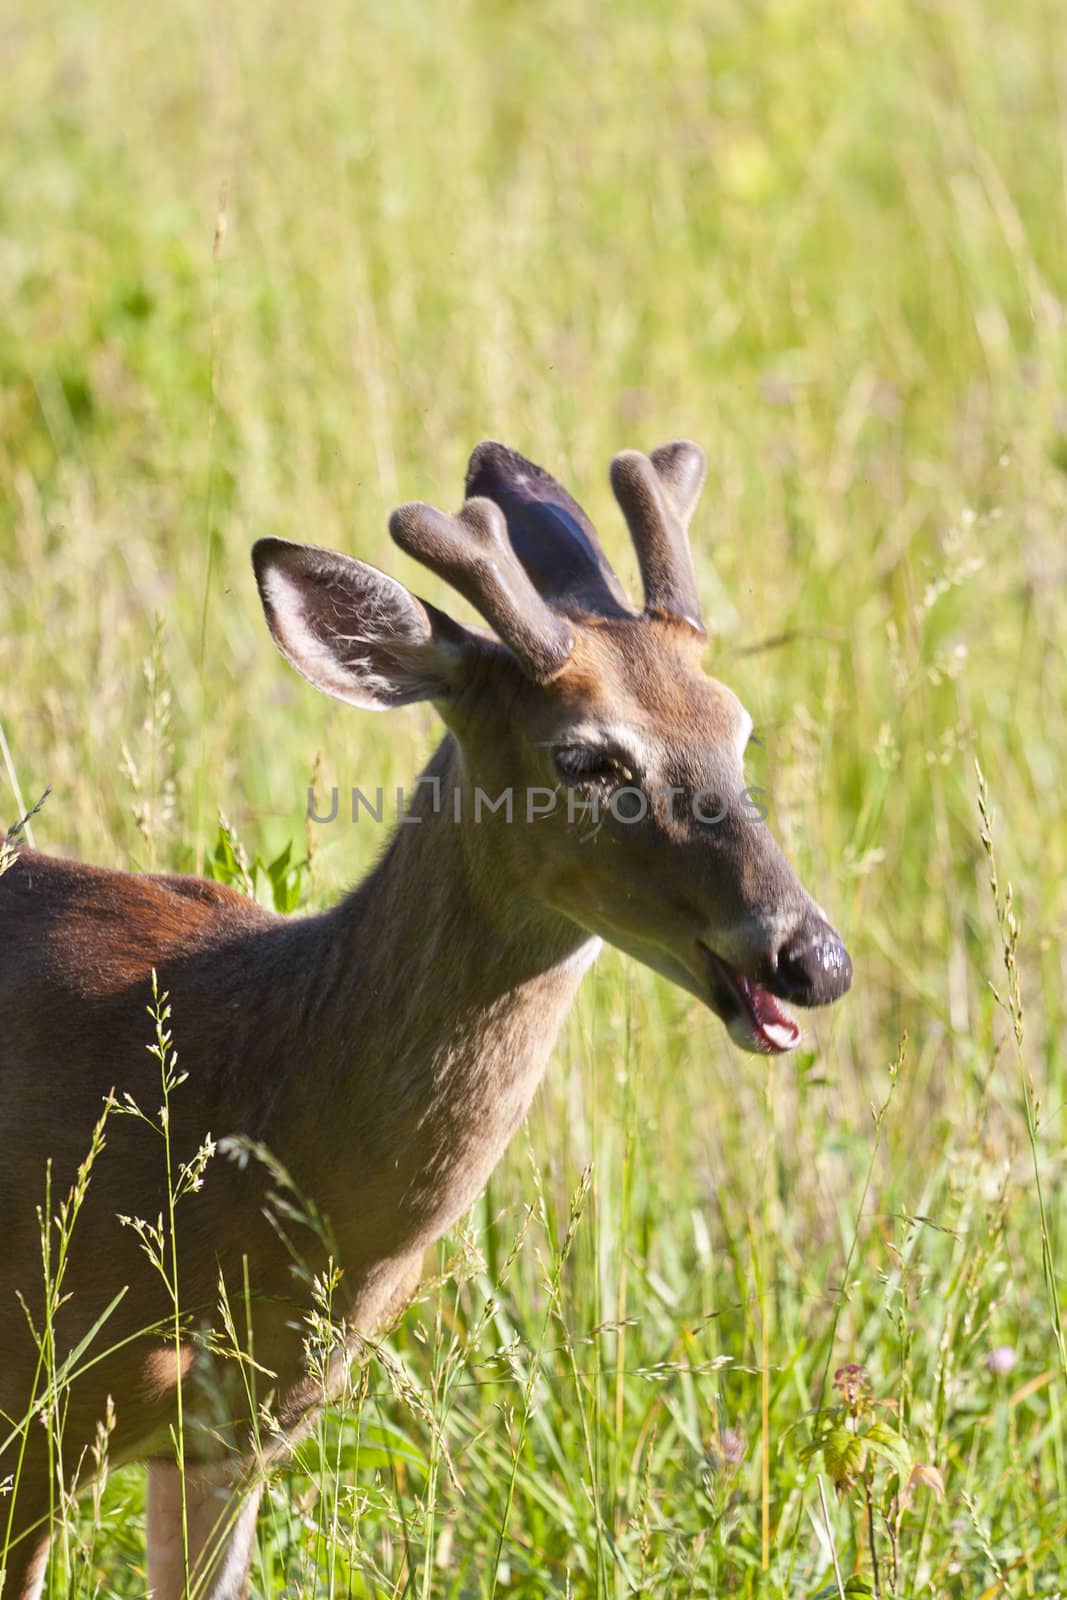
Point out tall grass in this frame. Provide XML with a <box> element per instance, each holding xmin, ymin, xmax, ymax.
<box><xmin>2</xmin><ymin>0</ymin><xmax>1067</xmax><ymax>1592</ymax></box>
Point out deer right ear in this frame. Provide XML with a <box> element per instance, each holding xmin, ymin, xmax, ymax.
<box><xmin>252</xmin><ymin>538</ymin><xmax>476</xmax><ymax>710</ymax></box>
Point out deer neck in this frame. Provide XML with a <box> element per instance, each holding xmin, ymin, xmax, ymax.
<box><xmin>290</xmin><ymin>735</ymin><xmax>598</xmax><ymax>1256</ymax></box>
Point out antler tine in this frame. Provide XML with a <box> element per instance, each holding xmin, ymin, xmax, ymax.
<box><xmin>389</xmin><ymin>497</ymin><xmax>575</xmax><ymax>682</ymax></box>
<box><xmin>610</xmin><ymin>441</ymin><xmax>707</xmax><ymax>635</ymax></box>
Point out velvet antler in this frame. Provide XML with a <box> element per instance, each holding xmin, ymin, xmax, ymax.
<box><xmin>389</xmin><ymin>496</ymin><xmax>575</xmax><ymax>682</ymax></box>
<box><xmin>466</xmin><ymin>441</ymin><xmax>632</xmax><ymax>619</ymax></box>
<box><xmin>610</xmin><ymin>441</ymin><xmax>707</xmax><ymax>635</ymax></box>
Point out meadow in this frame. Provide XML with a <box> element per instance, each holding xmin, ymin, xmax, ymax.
<box><xmin>2</xmin><ymin>0</ymin><xmax>1067</xmax><ymax>1593</ymax></box>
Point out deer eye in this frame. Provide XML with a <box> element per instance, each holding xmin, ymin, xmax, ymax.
<box><xmin>553</xmin><ymin>744</ymin><xmax>632</xmax><ymax>787</ymax></box>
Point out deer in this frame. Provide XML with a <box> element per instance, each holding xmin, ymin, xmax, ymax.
<box><xmin>0</xmin><ymin>439</ymin><xmax>851</xmax><ymax>1597</ymax></box>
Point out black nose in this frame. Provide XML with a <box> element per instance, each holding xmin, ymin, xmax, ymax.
<box><xmin>774</xmin><ymin>924</ymin><xmax>853</xmax><ymax>1007</ymax></box>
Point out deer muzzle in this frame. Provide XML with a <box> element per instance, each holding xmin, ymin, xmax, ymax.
<box><xmin>699</xmin><ymin>917</ymin><xmax>852</xmax><ymax>1056</ymax></box>
<box><xmin>773</xmin><ymin>923</ymin><xmax>853</xmax><ymax>1008</ymax></box>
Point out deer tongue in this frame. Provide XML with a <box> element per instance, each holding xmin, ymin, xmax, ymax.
<box><xmin>729</xmin><ymin>969</ymin><xmax>801</xmax><ymax>1054</ymax></box>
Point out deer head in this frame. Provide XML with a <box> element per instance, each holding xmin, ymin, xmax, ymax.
<box><xmin>253</xmin><ymin>439</ymin><xmax>851</xmax><ymax>1054</ymax></box>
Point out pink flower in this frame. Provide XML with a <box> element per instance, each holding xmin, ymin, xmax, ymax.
<box><xmin>833</xmin><ymin>1363</ymin><xmax>872</xmax><ymax>1413</ymax></box>
<box><xmin>985</xmin><ymin>1345</ymin><xmax>1016</xmax><ymax>1376</ymax></box>
<box><xmin>717</xmin><ymin>1427</ymin><xmax>746</xmax><ymax>1467</ymax></box>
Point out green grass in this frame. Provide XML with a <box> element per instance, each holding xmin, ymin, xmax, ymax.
<box><xmin>3</xmin><ymin>0</ymin><xmax>1067</xmax><ymax>1592</ymax></box>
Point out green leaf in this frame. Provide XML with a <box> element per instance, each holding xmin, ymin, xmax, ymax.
<box><xmin>864</xmin><ymin>1421</ymin><xmax>912</xmax><ymax>1479</ymax></box>
<box><xmin>821</xmin><ymin>1426</ymin><xmax>865</xmax><ymax>1494</ymax></box>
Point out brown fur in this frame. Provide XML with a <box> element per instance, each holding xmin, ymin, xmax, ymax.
<box><xmin>0</xmin><ymin>735</ymin><xmax>598</xmax><ymax>1592</ymax></box>
<box><xmin>0</xmin><ymin>441</ymin><xmax>850</xmax><ymax>1594</ymax></box>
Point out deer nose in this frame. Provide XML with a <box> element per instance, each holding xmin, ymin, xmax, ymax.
<box><xmin>774</xmin><ymin>924</ymin><xmax>853</xmax><ymax>1007</ymax></box>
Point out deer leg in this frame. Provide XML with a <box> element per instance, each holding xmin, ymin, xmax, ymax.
<box><xmin>1</xmin><ymin>1524</ymin><xmax>51</xmax><ymax>1600</ymax></box>
<box><xmin>146</xmin><ymin>1461</ymin><xmax>262</xmax><ymax>1600</ymax></box>
<box><xmin>0</xmin><ymin>1459</ymin><xmax>52</xmax><ymax>1600</ymax></box>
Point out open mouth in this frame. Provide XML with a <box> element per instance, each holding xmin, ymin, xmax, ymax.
<box><xmin>700</xmin><ymin>946</ymin><xmax>801</xmax><ymax>1056</ymax></box>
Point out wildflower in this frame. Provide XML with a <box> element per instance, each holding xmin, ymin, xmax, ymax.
<box><xmin>833</xmin><ymin>1363</ymin><xmax>873</xmax><ymax>1417</ymax></box>
<box><xmin>716</xmin><ymin>1427</ymin><xmax>746</xmax><ymax>1468</ymax></box>
<box><xmin>985</xmin><ymin>1345</ymin><xmax>1017</xmax><ymax>1376</ymax></box>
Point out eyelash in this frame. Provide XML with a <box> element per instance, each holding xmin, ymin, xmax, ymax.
<box><xmin>553</xmin><ymin>745</ymin><xmax>633</xmax><ymax>786</ymax></box>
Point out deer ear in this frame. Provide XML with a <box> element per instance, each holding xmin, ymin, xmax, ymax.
<box><xmin>252</xmin><ymin>538</ymin><xmax>475</xmax><ymax>710</ymax></box>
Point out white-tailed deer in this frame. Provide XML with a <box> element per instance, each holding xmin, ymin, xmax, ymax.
<box><xmin>0</xmin><ymin>440</ymin><xmax>850</xmax><ymax>1597</ymax></box>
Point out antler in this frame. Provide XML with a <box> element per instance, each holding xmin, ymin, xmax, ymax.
<box><xmin>610</xmin><ymin>441</ymin><xmax>707</xmax><ymax>635</ymax></box>
<box><xmin>466</xmin><ymin>441</ymin><xmax>632</xmax><ymax>619</ymax></box>
<box><xmin>389</xmin><ymin>496</ymin><xmax>575</xmax><ymax>682</ymax></box>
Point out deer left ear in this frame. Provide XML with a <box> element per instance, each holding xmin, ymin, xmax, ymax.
<box><xmin>252</xmin><ymin>537</ymin><xmax>478</xmax><ymax>710</ymax></box>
